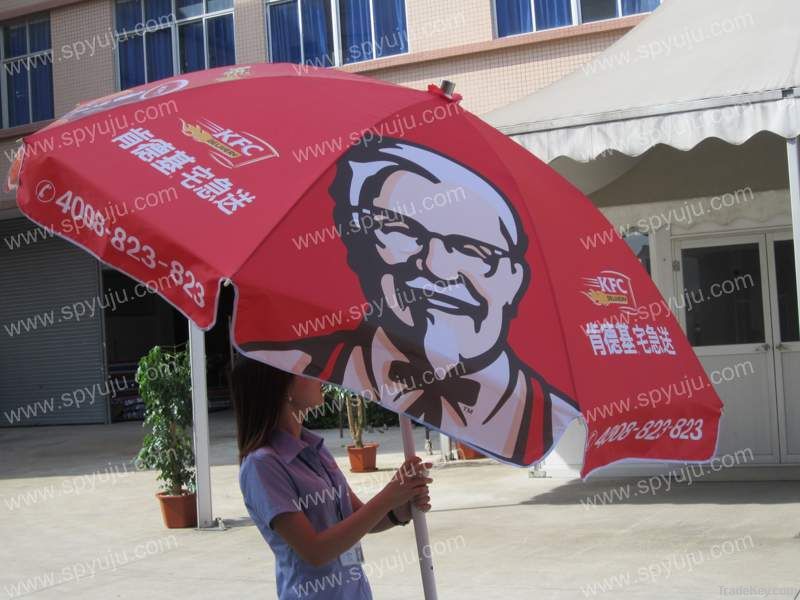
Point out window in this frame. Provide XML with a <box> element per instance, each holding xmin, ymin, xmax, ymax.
<box><xmin>115</xmin><ymin>0</ymin><xmax>235</xmax><ymax>91</ymax></box>
<box><xmin>495</xmin><ymin>0</ymin><xmax>659</xmax><ymax>37</ymax></box>
<box><xmin>266</xmin><ymin>0</ymin><xmax>407</xmax><ymax>67</ymax></box>
<box><xmin>623</xmin><ymin>230</ymin><xmax>650</xmax><ymax>275</ymax></box>
<box><xmin>773</xmin><ymin>240</ymin><xmax>799</xmax><ymax>342</ymax></box>
<box><xmin>0</xmin><ymin>15</ymin><xmax>54</xmax><ymax>128</ymax></box>
<box><xmin>681</xmin><ymin>244</ymin><xmax>764</xmax><ymax>346</ymax></box>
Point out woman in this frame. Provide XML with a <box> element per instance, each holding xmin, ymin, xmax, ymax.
<box><xmin>233</xmin><ymin>355</ymin><xmax>433</xmax><ymax>600</ymax></box>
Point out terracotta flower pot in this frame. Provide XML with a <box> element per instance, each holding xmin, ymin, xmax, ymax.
<box><xmin>347</xmin><ymin>442</ymin><xmax>379</xmax><ymax>472</ymax></box>
<box><xmin>156</xmin><ymin>491</ymin><xmax>197</xmax><ymax>528</ymax></box>
<box><xmin>455</xmin><ymin>441</ymin><xmax>485</xmax><ymax>460</ymax></box>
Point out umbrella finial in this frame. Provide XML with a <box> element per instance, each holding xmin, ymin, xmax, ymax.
<box><xmin>440</xmin><ymin>80</ymin><xmax>456</xmax><ymax>98</ymax></box>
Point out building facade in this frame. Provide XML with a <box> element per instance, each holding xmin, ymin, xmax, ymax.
<box><xmin>0</xmin><ymin>0</ymin><xmax>659</xmax><ymax>426</ymax></box>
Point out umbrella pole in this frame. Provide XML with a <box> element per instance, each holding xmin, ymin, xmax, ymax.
<box><xmin>787</xmin><ymin>138</ymin><xmax>800</xmax><ymax>333</ymax></box>
<box><xmin>400</xmin><ymin>416</ymin><xmax>439</xmax><ymax>600</ymax></box>
<box><xmin>189</xmin><ymin>321</ymin><xmax>214</xmax><ymax>528</ymax></box>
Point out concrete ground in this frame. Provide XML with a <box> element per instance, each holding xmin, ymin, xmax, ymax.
<box><xmin>1</xmin><ymin>411</ymin><xmax>798</xmax><ymax>600</ymax></box>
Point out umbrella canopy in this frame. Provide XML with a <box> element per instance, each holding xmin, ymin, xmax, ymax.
<box><xmin>11</xmin><ymin>63</ymin><xmax>721</xmax><ymax>477</ymax></box>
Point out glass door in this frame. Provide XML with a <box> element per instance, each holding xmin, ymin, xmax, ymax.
<box><xmin>674</xmin><ymin>234</ymin><xmax>780</xmax><ymax>464</ymax></box>
<box><xmin>766</xmin><ymin>232</ymin><xmax>800</xmax><ymax>463</ymax></box>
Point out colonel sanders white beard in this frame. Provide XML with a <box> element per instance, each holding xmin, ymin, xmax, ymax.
<box><xmin>421</xmin><ymin>308</ymin><xmax>504</xmax><ymax>374</ymax></box>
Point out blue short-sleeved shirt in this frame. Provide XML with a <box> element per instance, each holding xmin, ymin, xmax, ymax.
<box><xmin>239</xmin><ymin>428</ymin><xmax>373</xmax><ymax>600</ymax></box>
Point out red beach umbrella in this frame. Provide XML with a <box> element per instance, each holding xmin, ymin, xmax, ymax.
<box><xmin>10</xmin><ymin>63</ymin><xmax>722</xmax><ymax>599</ymax></box>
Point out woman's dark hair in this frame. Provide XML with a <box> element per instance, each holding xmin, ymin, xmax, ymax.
<box><xmin>230</xmin><ymin>354</ymin><xmax>294</xmax><ymax>463</ymax></box>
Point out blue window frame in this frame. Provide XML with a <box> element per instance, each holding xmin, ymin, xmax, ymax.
<box><xmin>495</xmin><ymin>0</ymin><xmax>534</xmax><ymax>37</ymax></box>
<box><xmin>268</xmin><ymin>1</ymin><xmax>302</xmax><ymax>63</ymax></box>
<box><xmin>115</xmin><ymin>0</ymin><xmax>235</xmax><ymax>90</ymax></box>
<box><xmin>620</xmin><ymin>0</ymin><xmax>660</xmax><ymax>17</ymax></box>
<box><xmin>495</xmin><ymin>0</ymin><xmax>660</xmax><ymax>37</ymax></box>
<box><xmin>266</xmin><ymin>0</ymin><xmax>407</xmax><ymax>67</ymax></box>
<box><xmin>372</xmin><ymin>0</ymin><xmax>407</xmax><ymax>59</ymax></box>
<box><xmin>300</xmin><ymin>0</ymin><xmax>334</xmax><ymax>67</ymax></box>
<box><xmin>0</xmin><ymin>15</ymin><xmax>54</xmax><ymax>128</ymax></box>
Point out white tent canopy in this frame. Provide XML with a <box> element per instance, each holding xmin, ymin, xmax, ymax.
<box><xmin>486</xmin><ymin>0</ymin><xmax>800</xmax><ymax>164</ymax></box>
<box><xmin>486</xmin><ymin>0</ymin><xmax>800</xmax><ymax>480</ymax></box>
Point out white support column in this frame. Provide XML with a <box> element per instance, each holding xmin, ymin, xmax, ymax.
<box><xmin>189</xmin><ymin>321</ymin><xmax>214</xmax><ymax>528</ymax></box>
<box><xmin>438</xmin><ymin>432</ymin><xmax>452</xmax><ymax>462</ymax></box>
<box><xmin>787</xmin><ymin>139</ymin><xmax>800</xmax><ymax>324</ymax></box>
<box><xmin>400</xmin><ymin>417</ymin><xmax>439</xmax><ymax>600</ymax></box>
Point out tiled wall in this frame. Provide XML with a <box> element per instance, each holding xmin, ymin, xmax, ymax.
<box><xmin>405</xmin><ymin>0</ymin><xmax>493</xmax><ymax>53</ymax></box>
<box><xmin>368</xmin><ymin>30</ymin><xmax>624</xmax><ymax>116</ymax></box>
<box><xmin>51</xmin><ymin>0</ymin><xmax>116</xmax><ymax>116</ymax></box>
<box><xmin>234</xmin><ymin>0</ymin><xmax>266</xmax><ymax>65</ymax></box>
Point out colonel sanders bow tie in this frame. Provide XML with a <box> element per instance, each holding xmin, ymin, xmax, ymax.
<box><xmin>387</xmin><ymin>360</ymin><xmax>481</xmax><ymax>427</ymax></box>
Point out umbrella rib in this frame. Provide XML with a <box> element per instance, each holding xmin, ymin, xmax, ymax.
<box><xmin>463</xmin><ymin>113</ymin><xmax>582</xmax><ymax>409</ymax></box>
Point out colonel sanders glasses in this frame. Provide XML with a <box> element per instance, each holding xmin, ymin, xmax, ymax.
<box><xmin>355</xmin><ymin>208</ymin><xmax>514</xmax><ymax>273</ymax></box>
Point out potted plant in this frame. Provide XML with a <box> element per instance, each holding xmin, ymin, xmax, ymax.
<box><xmin>136</xmin><ymin>346</ymin><xmax>197</xmax><ymax>528</ymax></box>
<box><xmin>325</xmin><ymin>384</ymin><xmax>378</xmax><ymax>472</ymax></box>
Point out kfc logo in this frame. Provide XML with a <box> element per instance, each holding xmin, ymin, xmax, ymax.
<box><xmin>215</xmin><ymin>66</ymin><xmax>252</xmax><ymax>82</ymax></box>
<box><xmin>180</xmin><ymin>118</ymin><xmax>279</xmax><ymax>169</ymax></box>
<box><xmin>583</xmin><ymin>270</ymin><xmax>638</xmax><ymax>314</ymax></box>
<box><xmin>242</xmin><ymin>138</ymin><xmax>579</xmax><ymax>464</ymax></box>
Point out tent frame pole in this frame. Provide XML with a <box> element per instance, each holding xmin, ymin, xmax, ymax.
<box><xmin>400</xmin><ymin>416</ymin><xmax>438</xmax><ymax>600</ymax></box>
<box><xmin>787</xmin><ymin>138</ymin><xmax>800</xmax><ymax>330</ymax></box>
<box><xmin>189</xmin><ymin>321</ymin><xmax>214</xmax><ymax>528</ymax></box>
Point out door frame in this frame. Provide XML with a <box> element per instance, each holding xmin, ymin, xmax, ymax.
<box><xmin>672</xmin><ymin>231</ymin><xmax>780</xmax><ymax>463</ymax></box>
<box><xmin>765</xmin><ymin>230</ymin><xmax>800</xmax><ymax>463</ymax></box>
<box><xmin>672</xmin><ymin>232</ymin><xmax>773</xmax><ymax>357</ymax></box>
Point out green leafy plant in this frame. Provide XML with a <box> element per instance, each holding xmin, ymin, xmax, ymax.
<box><xmin>310</xmin><ymin>385</ymin><xmax>398</xmax><ymax>431</ymax></box>
<box><xmin>364</xmin><ymin>399</ymin><xmax>399</xmax><ymax>428</ymax></box>
<box><xmin>136</xmin><ymin>346</ymin><xmax>195</xmax><ymax>496</ymax></box>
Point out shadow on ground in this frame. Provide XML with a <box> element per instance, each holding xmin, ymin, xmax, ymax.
<box><xmin>523</xmin><ymin>478</ymin><xmax>800</xmax><ymax>505</ymax></box>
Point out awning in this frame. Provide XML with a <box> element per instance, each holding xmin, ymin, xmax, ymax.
<box><xmin>486</xmin><ymin>0</ymin><xmax>800</xmax><ymax>163</ymax></box>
